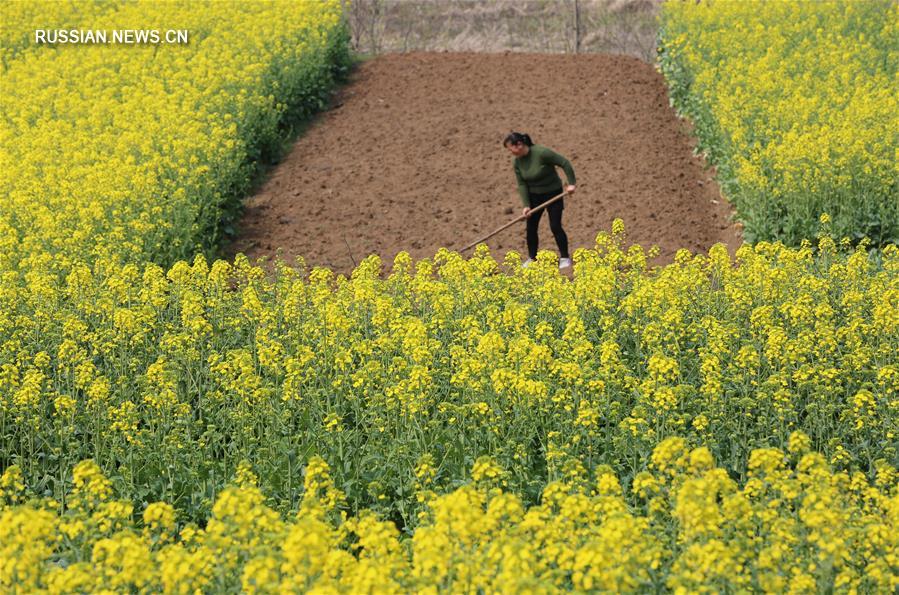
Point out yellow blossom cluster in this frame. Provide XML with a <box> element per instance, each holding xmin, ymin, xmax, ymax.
<box><xmin>2</xmin><ymin>222</ymin><xmax>896</xmax><ymax>536</ymax></box>
<box><xmin>658</xmin><ymin>0</ymin><xmax>898</xmax><ymax>247</ymax></box>
<box><xmin>3</xmin><ymin>439</ymin><xmax>897</xmax><ymax>593</ymax></box>
<box><xmin>0</xmin><ymin>0</ymin><xmax>349</xmax><ymax>276</ymax></box>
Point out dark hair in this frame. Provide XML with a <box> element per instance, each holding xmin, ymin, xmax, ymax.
<box><xmin>503</xmin><ymin>131</ymin><xmax>533</xmax><ymax>147</ymax></box>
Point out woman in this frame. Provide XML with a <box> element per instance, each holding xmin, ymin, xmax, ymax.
<box><xmin>503</xmin><ymin>131</ymin><xmax>576</xmax><ymax>269</ymax></box>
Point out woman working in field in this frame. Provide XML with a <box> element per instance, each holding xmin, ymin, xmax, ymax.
<box><xmin>503</xmin><ymin>131</ymin><xmax>576</xmax><ymax>269</ymax></box>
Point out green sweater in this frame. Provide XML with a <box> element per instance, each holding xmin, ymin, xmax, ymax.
<box><xmin>513</xmin><ymin>144</ymin><xmax>576</xmax><ymax>207</ymax></box>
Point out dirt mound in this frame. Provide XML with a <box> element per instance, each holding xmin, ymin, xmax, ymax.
<box><xmin>224</xmin><ymin>52</ymin><xmax>742</xmax><ymax>276</ymax></box>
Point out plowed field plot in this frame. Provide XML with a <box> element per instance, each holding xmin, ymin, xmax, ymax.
<box><xmin>225</xmin><ymin>52</ymin><xmax>743</xmax><ymax>274</ymax></box>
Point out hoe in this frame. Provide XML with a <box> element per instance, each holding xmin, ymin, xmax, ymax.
<box><xmin>458</xmin><ymin>188</ymin><xmax>569</xmax><ymax>253</ymax></box>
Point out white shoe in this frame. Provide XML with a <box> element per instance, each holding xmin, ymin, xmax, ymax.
<box><xmin>559</xmin><ymin>257</ymin><xmax>572</xmax><ymax>269</ymax></box>
<box><xmin>522</xmin><ymin>258</ymin><xmax>534</xmax><ymax>268</ymax></box>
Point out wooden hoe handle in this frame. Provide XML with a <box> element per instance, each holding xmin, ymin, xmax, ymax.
<box><xmin>459</xmin><ymin>188</ymin><xmax>568</xmax><ymax>253</ymax></box>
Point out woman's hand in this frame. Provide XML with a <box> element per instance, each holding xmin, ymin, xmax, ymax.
<box><xmin>522</xmin><ymin>207</ymin><xmax>531</xmax><ymax>218</ymax></box>
<box><xmin>565</xmin><ymin>184</ymin><xmax>576</xmax><ymax>194</ymax></box>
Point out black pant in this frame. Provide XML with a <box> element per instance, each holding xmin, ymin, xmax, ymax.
<box><xmin>526</xmin><ymin>187</ymin><xmax>569</xmax><ymax>259</ymax></box>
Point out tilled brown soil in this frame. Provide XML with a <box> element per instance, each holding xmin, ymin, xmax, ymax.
<box><xmin>224</xmin><ymin>52</ymin><xmax>743</xmax><ymax>276</ymax></box>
